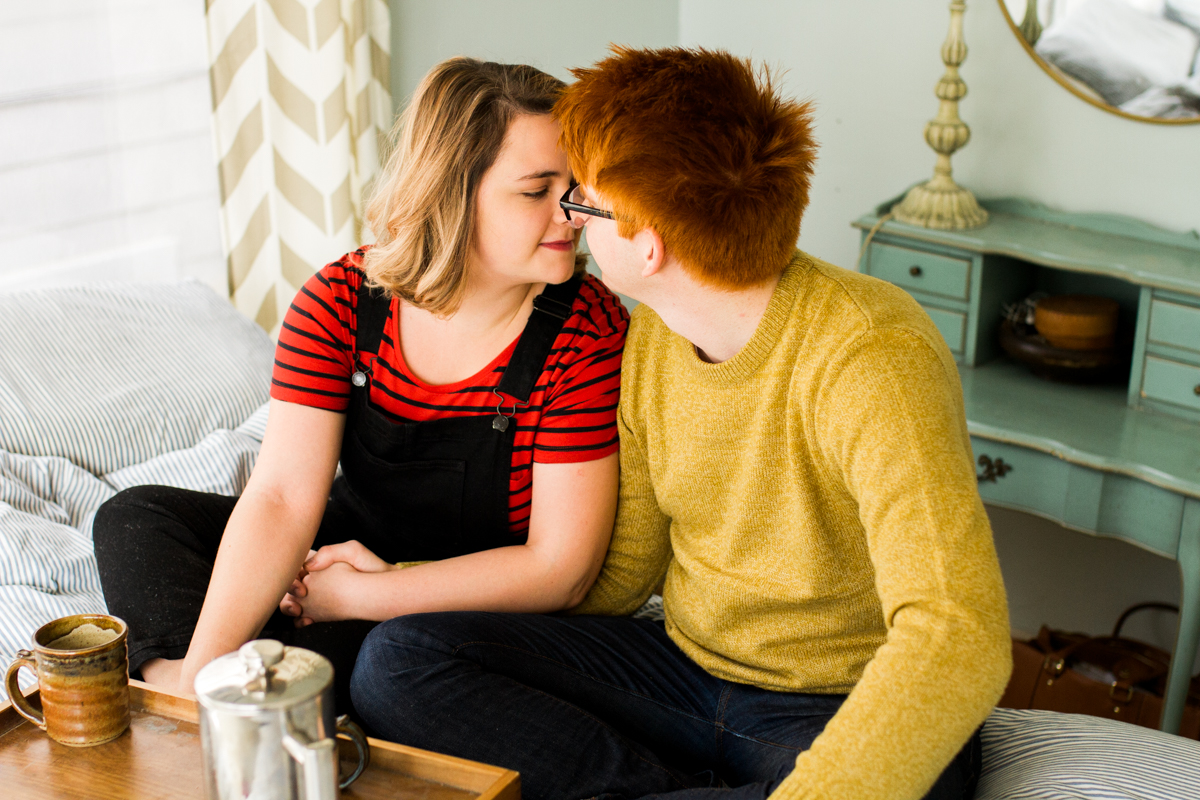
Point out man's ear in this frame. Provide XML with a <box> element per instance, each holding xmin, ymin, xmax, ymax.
<box><xmin>636</xmin><ymin>227</ymin><xmax>666</xmax><ymax>278</ymax></box>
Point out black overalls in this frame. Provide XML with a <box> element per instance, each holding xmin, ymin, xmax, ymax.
<box><xmin>332</xmin><ymin>275</ymin><xmax>581</xmax><ymax>559</ymax></box>
<box><xmin>93</xmin><ymin>276</ymin><xmax>582</xmax><ymax>714</ymax></box>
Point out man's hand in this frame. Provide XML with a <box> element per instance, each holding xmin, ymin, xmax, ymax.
<box><xmin>303</xmin><ymin>540</ymin><xmax>396</xmax><ymax>574</ymax></box>
<box><xmin>279</xmin><ymin>540</ymin><xmax>396</xmax><ymax>626</ymax></box>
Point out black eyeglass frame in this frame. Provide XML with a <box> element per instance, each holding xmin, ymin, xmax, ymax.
<box><xmin>559</xmin><ymin>185</ymin><xmax>616</xmax><ymax>224</ymax></box>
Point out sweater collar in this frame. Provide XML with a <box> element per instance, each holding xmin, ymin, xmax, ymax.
<box><xmin>674</xmin><ymin>251</ymin><xmax>809</xmax><ymax>385</ymax></box>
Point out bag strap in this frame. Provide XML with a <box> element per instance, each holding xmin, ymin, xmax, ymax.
<box><xmin>1112</xmin><ymin>601</ymin><xmax>1179</xmax><ymax>638</ymax></box>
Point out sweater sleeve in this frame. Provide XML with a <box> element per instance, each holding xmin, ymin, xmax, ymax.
<box><xmin>570</xmin><ymin>355</ymin><xmax>672</xmax><ymax>616</ymax></box>
<box><xmin>771</xmin><ymin>327</ymin><xmax>1011</xmax><ymax>800</ymax></box>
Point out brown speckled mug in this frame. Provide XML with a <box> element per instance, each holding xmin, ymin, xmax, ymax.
<box><xmin>4</xmin><ymin>613</ymin><xmax>131</xmax><ymax>747</ymax></box>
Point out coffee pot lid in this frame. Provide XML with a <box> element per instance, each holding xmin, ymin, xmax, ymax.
<box><xmin>194</xmin><ymin>640</ymin><xmax>333</xmax><ymax>711</ymax></box>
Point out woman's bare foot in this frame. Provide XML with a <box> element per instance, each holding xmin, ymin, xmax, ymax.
<box><xmin>139</xmin><ymin>657</ymin><xmax>184</xmax><ymax>690</ymax></box>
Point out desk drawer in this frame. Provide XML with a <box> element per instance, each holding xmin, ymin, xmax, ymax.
<box><xmin>867</xmin><ymin>243</ymin><xmax>971</xmax><ymax>300</ymax></box>
<box><xmin>971</xmin><ymin>439</ymin><xmax>1072</xmax><ymax>521</ymax></box>
<box><xmin>1148</xmin><ymin>299</ymin><xmax>1200</xmax><ymax>355</ymax></box>
<box><xmin>924</xmin><ymin>305</ymin><xmax>966</xmax><ymax>353</ymax></box>
<box><xmin>970</xmin><ymin>437</ymin><xmax>1183</xmax><ymax>557</ymax></box>
<box><xmin>1142</xmin><ymin>356</ymin><xmax>1200</xmax><ymax>413</ymax></box>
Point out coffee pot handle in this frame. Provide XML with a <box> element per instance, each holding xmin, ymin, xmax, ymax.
<box><xmin>336</xmin><ymin>715</ymin><xmax>370</xmax><ymax>788</ymax></box>
<box><xmin>282</xmin><ymin>731</ymin><xmax>338</xmax><ymax>800</ymax></box>
<box><xmin>4</xmin><ymin>651</ymin><xmax>46</xmax><ymax>730</ymax></box>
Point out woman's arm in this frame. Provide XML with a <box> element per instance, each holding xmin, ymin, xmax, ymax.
<box><xmin>285</xmin><ymin>452</ymin><xmax>618</xmax><ymax>622</ymax></box>
<box><xmin>175</xmin><ymin>399</ymin><xmax>344</xmax><ymax>691</ymax></box>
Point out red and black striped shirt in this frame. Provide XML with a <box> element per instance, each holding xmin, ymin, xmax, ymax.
<box><xmin>270</xmin><ymin>249</ymin><xmax>629</xmax><ymax>535</ymax></box>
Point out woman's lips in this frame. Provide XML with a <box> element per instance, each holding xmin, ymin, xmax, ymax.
<box><xmin>539</xmin><ymin>240</ymin><xmax>573</xmax><ymax>252</ymax></box>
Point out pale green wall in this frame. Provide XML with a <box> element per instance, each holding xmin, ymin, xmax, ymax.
<box><xmin>388</xmin><ymin>0</ymin><xmax>679</xmax><ymax>111</ymax></box>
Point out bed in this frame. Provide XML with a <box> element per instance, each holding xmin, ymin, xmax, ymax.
<box><xmin>0</xmin><ymin>280</ymin><xmax>273</xmax><ymax>699</ymax></box>
<box><xmin>2</xmin><ymin>280</ymin><xmax>1199</xmax><ymax>798</ymax></box>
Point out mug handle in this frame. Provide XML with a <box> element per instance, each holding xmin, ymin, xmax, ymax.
<box><xmin>4</xmin><ymin>650</ymin><xmax>46</xmax><ymax>730</ymax></box>
<box><xmin>336</xmin><ymin>714</ymin><xmax>370</xmax><ymax>788</ymax></box>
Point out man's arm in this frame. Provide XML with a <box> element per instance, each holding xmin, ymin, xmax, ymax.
<box><xmin>772</xmin><ymin>327</ymin><xmax>1011</xmax><ymax>800</ymax></box>
<box><xmin>571</xmin><ymin>392</ymin><xmax>673</xmax><ymax>616</ymax></box>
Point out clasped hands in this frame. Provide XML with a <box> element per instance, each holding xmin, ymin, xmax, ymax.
<box><xmin>278</xmin><ymin>540</ymin><xmax>397</xmax><ymax>626</ymax></box>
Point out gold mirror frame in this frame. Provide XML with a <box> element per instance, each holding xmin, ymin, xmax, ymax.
<box><xmin>997</xmin><ymin>0</ymin><xmax>1200</xmax><ymax>125</ymax></box>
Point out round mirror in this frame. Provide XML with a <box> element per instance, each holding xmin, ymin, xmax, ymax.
<box><xmin>999</xmin><ymin>0</ymin><xmax>1200</xmax><ymax>123</ymax></box>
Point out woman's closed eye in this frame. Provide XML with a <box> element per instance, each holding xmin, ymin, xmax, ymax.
<box><xmin>521</xmin><ymin>187</ymin><xmax>550</xmax><ymax>199</ymax></box>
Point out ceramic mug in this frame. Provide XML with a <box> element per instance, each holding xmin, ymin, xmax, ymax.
<box><xmin>4</xmin><ymin>613</ymin><xmax>131</xmax><ymax>747</ymax></box>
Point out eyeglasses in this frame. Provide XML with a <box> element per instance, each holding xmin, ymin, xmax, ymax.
<box><xmin>559</xmin><ymin>184</ymin><xmax>615</xmax><ymax>229</ymax></box>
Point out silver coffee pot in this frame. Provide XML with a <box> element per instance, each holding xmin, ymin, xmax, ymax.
<box><xmin>195</xmin><ymin>640</ymin><xmax>369</xmax><ymax>800</ymax></box>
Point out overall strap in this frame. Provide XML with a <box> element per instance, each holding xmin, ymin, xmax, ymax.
<box><xmin>353</xmin><ymin>276</ymin><xmax>393</xmax><ymax>363</ymax></box>
<box><xmin>496</xmin><ymin>276</ymin><xmax>582</xmax><ymax>404</ymax></box>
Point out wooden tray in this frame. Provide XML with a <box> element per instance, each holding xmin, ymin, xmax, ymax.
<box><xmin>0</xmin><ymin>680</ymin><xmax>519</xmax><ymax>800</ymax></box>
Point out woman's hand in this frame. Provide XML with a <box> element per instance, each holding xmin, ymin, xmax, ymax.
<box><xmin>279</xmin><ymin>540</ymin><xmax>396</xmax><ymax>625</ymax></box>
<box><xmin>278</xmin><ymin>549</ymin><xmax>318</xmax><ymax>620</ymax></box>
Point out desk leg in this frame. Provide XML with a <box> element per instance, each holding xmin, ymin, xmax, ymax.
<box><xmin>1163</xmin><ymin>499</ymin><xmax>1200</xmax><ymax>734</ymax></box>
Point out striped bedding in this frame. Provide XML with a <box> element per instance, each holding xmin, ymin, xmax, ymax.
<box><xmin>0</xmin><ymin>404</ymin><xmax>269</xmax><ymax>700</ymax></box>
<box><xmin>0</xmin><ymin>281</ymin><xmax>273</xmax><ymax>476</ymax></box>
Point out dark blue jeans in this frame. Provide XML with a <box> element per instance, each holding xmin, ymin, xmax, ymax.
<box><xmin>350</xmin><ymin>612</ymin><xmax>980</xmax><ymax>800</ymax></box>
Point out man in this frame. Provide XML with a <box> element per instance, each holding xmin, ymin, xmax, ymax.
<box><xmin>351</xmin><ymin>46</ymin><xmax>1011</xmax><ymax>800</ymax></box>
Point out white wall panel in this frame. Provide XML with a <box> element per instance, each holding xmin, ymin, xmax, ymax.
<box><xmin>0</xmin><ymin>195</ymin><xmax>223</xmax><ymax>294</ymax></box>
<box><xmin>2</xmin><ymin>75</ymin><xmax>211</xmax><ymax>172</ymax></box>
<box><xmin>0</xmin><ymin>1</ymin><xmax>208</xmax><ymax>103</ymax></box>
<box><xmin>0</xmin><ymin>238</ymin><xmax>178</xmax><ymax>292</ymax></box>
<box><xmin>0</xmin><ymin>1</ymin><xmax>224</xmax><ymax>295</ymax></box>
<box><xmin>0</xmin><ymin>135</ymin><xmax>215</xmax><ymax>235</ymax></box>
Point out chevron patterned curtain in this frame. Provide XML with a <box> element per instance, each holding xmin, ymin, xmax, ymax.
<box><xmin>205</xmin><ymin>0</ymin><xmax>391</xmax><ymax>335</ymax></box>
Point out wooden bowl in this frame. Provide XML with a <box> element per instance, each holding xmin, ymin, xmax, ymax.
<box><xmin>998</xmin><ymin>319</ymin><xmax>1128</xmax><ymax>384</ymax></box>
<box><xmin>1034</xmin><ymin>294</ymin><xmax>1119</xmax><ymax>350</ymax></box>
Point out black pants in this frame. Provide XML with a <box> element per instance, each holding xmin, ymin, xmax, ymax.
<box><xmin>92</xmin><ymin>484</ymin><xmax>402</xmax><ymax>714</ymax></box>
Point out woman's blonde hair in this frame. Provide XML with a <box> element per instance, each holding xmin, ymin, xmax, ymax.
<box><xmin>362</xmin><ymin>58</ymin><xmax>579</xmax><ymax>315</ymax></box>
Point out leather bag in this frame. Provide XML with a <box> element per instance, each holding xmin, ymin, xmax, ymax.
<box><xmin>998</xmin><ymin>602</ymin><xmax>1200</xmax><ymax>739</ymax></box>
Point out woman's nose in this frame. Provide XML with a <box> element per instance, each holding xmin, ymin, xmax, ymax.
<box><xmin>556</xmin><ymin>203</ymin><xmax>581</xmax><ymax>229</ymax></box>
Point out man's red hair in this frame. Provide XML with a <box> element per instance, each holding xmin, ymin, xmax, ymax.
<box><xmin>555</xmin><ymin>46</ymin><xmax>817</xmax><ymax>288</ymax></box>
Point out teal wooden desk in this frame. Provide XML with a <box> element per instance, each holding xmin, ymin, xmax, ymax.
<box><xmin>854</xmin><ymin>198</ymin><xmax>1200</xmax><ymax>734</ymax></box>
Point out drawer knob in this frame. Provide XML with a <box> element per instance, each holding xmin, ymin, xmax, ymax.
<box><xmin>1194</xmin><ymin>384</ymin><xmax>1200</xmax><ymax>396</ymax></box>
<box><xmin>909</xmin><ymin>265</ymin><xmax>923</xmax><ymax>277</ymax></box>
<box><xmin>977</xmin><ymin>455</ymin><xmax>1012</xmax><ymax>483</ymax></box>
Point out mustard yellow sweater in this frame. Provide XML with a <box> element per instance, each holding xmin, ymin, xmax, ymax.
<box><xmin>574</xmin><ymin>251</ymin><xmax>1011</xmax><ymax>800</ymax></box>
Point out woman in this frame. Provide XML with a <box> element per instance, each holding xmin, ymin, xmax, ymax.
<box><xmin>92</xmin><ymin>58</ymin><xmax>628</xmax><ymax>710</ymax></box>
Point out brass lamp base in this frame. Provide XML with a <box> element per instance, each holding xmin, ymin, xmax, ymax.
<box><xmin>892</xmin><ymin>175</ymin><xmax>988</xmax><ymax>231</ymax></box>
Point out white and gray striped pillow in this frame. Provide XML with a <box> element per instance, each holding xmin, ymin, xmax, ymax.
<box><xmin>978</xmin><ymin>707</ymin><xmax>1200</xmax><ymax>799</ymax></box>
<box><xmin>0</xmin><ymin>281</ymin><xmax>273</xmax><ymax>475</ymax></box>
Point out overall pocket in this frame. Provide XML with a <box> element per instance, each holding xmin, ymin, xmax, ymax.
<box><xmin>338</xmin><ymin>429</ymin><xmax>467</xmax><ymax>558</ymax></box>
